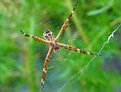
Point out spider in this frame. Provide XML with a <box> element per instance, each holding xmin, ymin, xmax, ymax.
<box><xmin>20</xmin><ymin>1</ymin><xmax>101</xmax><ymax>92</ymax></box>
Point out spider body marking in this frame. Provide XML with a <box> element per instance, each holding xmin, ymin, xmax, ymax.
<box><xmin>43</xmin><ymin>29</ymin><xmax>54</xmax><ymax>41</ymax></box>
<box><xmin>43</xmin><ymin>29</ymin><xmax>60</xmax><ymax>51</ymax></box>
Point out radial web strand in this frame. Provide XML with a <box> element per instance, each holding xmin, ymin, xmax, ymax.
<box><xmin>58</xmin><ymin>24</ymin><xmax>121</xmax><ymax>92</ymax></box>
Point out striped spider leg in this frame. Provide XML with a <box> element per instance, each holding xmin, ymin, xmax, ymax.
<box><xmin>55</xmin><ymin>0</ymin><xmax>78</xmax><ymax>41</ymax></box>
<box><xmin>41</xmin><ymin>46</ymin><xmax>54</xmax><ymax>92</ymax></box>
<box><xmin>20</xmin><ymin>29</ymin><xmax>51</xmax><ymax>45</ymax></box>
<box><xmin>56</xmin><ymin>42</ymin><xmax>101</xmax><ymax>56</ymax></box>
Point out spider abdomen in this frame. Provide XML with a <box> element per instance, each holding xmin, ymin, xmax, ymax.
<box><xmin>43</xmin><ymin>29</ymin><xmax>54</xmax><ymax>41</ymax></box>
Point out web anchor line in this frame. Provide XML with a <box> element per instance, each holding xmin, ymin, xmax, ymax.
<box><xmin>58</xmin><ymin>24</ymin><xmax>121</xmax><ymax>92</ymax></box>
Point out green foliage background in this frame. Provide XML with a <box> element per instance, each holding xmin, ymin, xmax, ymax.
<box><xmin>0</xmin><ymin>0</ymin><xmax>121</xmax><ymax>92</ymax></box>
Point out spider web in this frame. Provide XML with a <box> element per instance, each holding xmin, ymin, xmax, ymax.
<box><xmin>57</xmin><ymin>24</ymin><xmax>121</xmax><ymax>92</ymax></box>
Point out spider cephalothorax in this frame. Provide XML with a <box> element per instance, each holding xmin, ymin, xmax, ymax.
<box><xmin>53</xmin><ymin>43</ymin><xmax>60</xmax><ymax>51</ymax></box>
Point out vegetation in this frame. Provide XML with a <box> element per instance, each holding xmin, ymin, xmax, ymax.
<box><xmin>0</xmin><ymin>0</ymin><xmax>121</xmax><ymax>92</ymax></box>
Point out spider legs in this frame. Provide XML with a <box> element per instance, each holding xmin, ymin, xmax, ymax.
<box><xmin>57</xmin><ymin>42</ymin><xmax>101</xmax><ymax>56</ymax></box>
<box><xmin>55</xmin><ymin>0</ymin><xmax>78</xmax><ymax>41</ymax></box>
<box><xmin>20</xmin><ymin>29</ymin><xmax>50</xmax><ymax>45</ymax></box>
<box><xmin>41</xmin><ymin>46</ymin><xmax>54</xmax><ymax>92</ymax></box>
